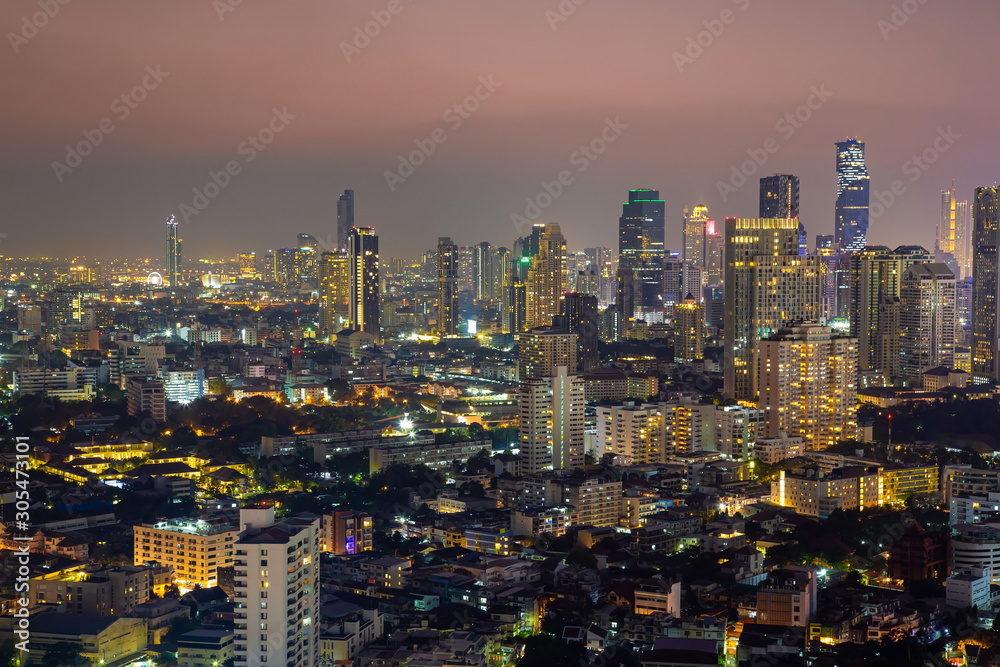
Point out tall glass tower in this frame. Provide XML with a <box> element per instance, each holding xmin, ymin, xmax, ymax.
<box><xmin>165</xmin><ymin>214</ymin><xmax>181</xmax><ymax>287</ymax></box>
<box><xmin>835</xmin><ymin>140</ymin><xmax>870</xmax><ymax>253</ymax></box>
<box><xmin>972</xmin><ymin>186</ymin><xmax>999</xmax><ymax>383</ymax></box>
<box><xmin>337</xmin><ymin>189</ymin><xmax>354</xmax><ymax>251</ymax></box>
<box><xmin>349</xmin><ymin>226</ymin><xmax>380</xmax><ymax>342</ymax></box>
<box><xmin>760</xmin><ymin>174</ymin><xmax>805</xmax><ymax>256</ymax></box>
<box><xmin>617</xmin><ymin>189</ymin><xmax>665</xmax><ymax>323</ymax></box>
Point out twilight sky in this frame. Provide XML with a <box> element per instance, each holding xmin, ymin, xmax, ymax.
<box><xmin>2</xmin><ymin>0</ymin><xmax>998</xmax><ymax>261</ymax></box>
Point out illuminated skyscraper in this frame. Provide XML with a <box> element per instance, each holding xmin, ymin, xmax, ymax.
<box><xmin>849</xmin><ymin>245</ymin><xmax>931</xmax><ymax>375</ymax></box>
<box><xmin>942</xmin><ymin>183</ymin><xmax>973</xmax><ymax>279</ymax></box>
<box><xmin>166</xmin><ymin>214</ymin><xmax>182</xmax><ymax>287</ymax></box>
<box><xmin>554</xmin><ymin>293</ymin><xmax>599</xmax><ymax>372</ymax></box>
<box><xmin>899</xmin><ymin>263</ymin><xmax>956</xmax><ymax>385</ymax></box>
<box><xmin>474</xmin><ymin>241</ymin><xmax>494</xmax><ymax>304</ymax></box>
<box><xmin>318</xmin><ymin>251</ymin><xmax>350</xmax><ymax>335</ymax></box>
<box><xmin>349</xmin><ymin>227</ymin><xmax>380</xmax><ymax>342</ymax></box>
<box><xmin>683</xmin><ymin>205</ymin><xmax>709</xmax><ymax>267</ymax></box>
<box><xmin>703</xmin><ymin>218</ymin><xmax>724</xmax><ymax>285</ymax></box>
<box><xmin>972</xmin><ymin>187</ymin><xmax>999</xmax><ymax>383</ymax></box>
<box><xmin>526</xmin><ymin>223</ymin><xmax>566</xmax><ymax>328</ymax></box>
<box><xmin>835</xmin><ymin>140</ymin><xmax>870</xmax><ymax>253</ymax></box>
<box><xmin>674</xmin><ymin>294</ymin><xmax>703</xmax><ymax>363</ymax></box>
<box><xmin>519</xmin><ymin>365</ymin><xmax>585</xmax><ymax>473</ymax></box>
<box><xmin>437</xmin><ymin>237</ymin><xmax>459</xmax><ymax>335</ymax></box>
<box><xmin>723</xmin><ymin>218</ymin><xmax>823</xmax><ymax>400</ymax></box>
<box><xmin>618</xmin><ymin>189</ymin><xmax>665</xmax><ymax>323</ymax></box>
<box><xmin>759</xmin><ymin>174</ymin><xmax>805</xmax><ymax>255</ymax></box>
<box><xmin>336</xmin><ymin>189</ymin><xmax>354</xmax><ymax>251</ymax></box>
<box><xmin>237</xmin><ymin>252</ymin><xmax>257</xmax><ymax>279</ymax></box>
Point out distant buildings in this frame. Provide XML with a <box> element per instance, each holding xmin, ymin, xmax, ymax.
<box><xmin>337</xmin><ymin>189</ymin><xmax>354</xmax><ymax>251</ymax></box>
<box><xmin>437</xmin><ymin>237</ymin><xmax>459</xmax><ymax>335</ymax></box>
<box><xmin>126</xmin><ymin>376</ymin><xmax>167</xmax><ymax>422</ymax></box>
<box><xmin>166</xmin><ymin>213</ymin><xmax>182</xmax><ymax>287</ymax></box>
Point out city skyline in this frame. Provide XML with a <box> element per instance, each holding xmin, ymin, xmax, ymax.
<box><xmin>2</xmin><ymin>2</ymin><xmax>998</xmax><ymax>260</ymax></box>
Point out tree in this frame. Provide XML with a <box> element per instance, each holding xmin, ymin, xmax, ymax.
<box><xmin>41</xmin><ymin>642</ymin><xmax>84</xmax><ymax>667</ymax></box>
<box><xmin>564</xmin><ymin>545</ymin><xmax>598</xmax><ymax>569</ymax></box>
<box><xmin>517</xmin><ymin>635</ymin><xmax>588</xmax><ymax>667</ymax></box>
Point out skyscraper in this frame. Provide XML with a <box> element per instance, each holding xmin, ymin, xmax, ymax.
<box><xmin>835</xmin><ymin>140</ymin><xmax>870</xmax><ymax>253</ymax></box>
<box><xmin>956</xmin><ymin>198</ymin><xmax>973</xmax><ymax>280</ymax></box>
<box><xmin>723</xmin><ymin>218</ymin><xmax>823</xmax><ymax>400</ymax></box>
<box><xmin>318</xmin><ymin>251</ymin><xmax>350</xmax><ymax>336</ymax></box>
<box><xmin>759</xmin><ymin>174</ymin><xmax>805</xmax><ymax>255</ymax></box>
<box><xmin>674</xmin><ymin>294</ymin><xmax>704</xmax><ymax>363</ymax></box>
<box><xmin>519</xmin><ymin>365</ymin><xmax>585</xmax><ymax>473</ymax></box>
<box><xmin>703</xmin><ymin>218</ymin><xmax>724</xmax><ymax>286</ymax></box>
<box><xmin>942</xmin><ymin>183</ymin><xmax>973</xmax><ymax>279</ymax></box>
<box><xmin>166</xmin><ymin>214</ymin><xmax>182</xmax><ymax>287</ymax></box>
<box><xmin>474</xmin><ymin>241</ymin><xmax>494</xmax><ymax>304</ymax></box>
<box><xmin>618</xmin><ymin>189</ymin><xmax>665</xmax><ymax>324</ymax></box>
<box><xmin>349</xmin><ymin>227</ymin><xmax>380</xmax><ymax>342</ymax></box>
<box><xmin>683</xmin><ymin>205</ymin><xmax>709</xmax><ymax>267</ymax></box>
<box><xmin>554</xmin><ymin>292</ymin><xmax>599</xmax><ymax>372</ymax></box>
<box><xmin>517</xmin><ymin>326</ymin><xmax>578</xmax><ymax>379</ymax></box>
<box><xmin>437</xmin><ymin>237</ymin><xmax>459</xmax><ymax>335</ymax></box>
<box><xmin>899</xmin><ymin>263</ymin><xmax>956</xmax><ymax>385</ymax></box>
<box><xmin>336</xmin><ymin>189</ymin><xmax>354</xmax><ymax>251</ymax></box>
<box><xmin>849</xmin><ymin>245</ymin><xmax>931</xmax><ymax>375</ymax></box>
<box><xmin>972</xmin><ymin>186</ymin><xmax>999</xmax><ymax>384</ymax></box>
<box><xmin>526</xmin><ymin>223</ymin><xmax>566</xmax><ymax>328</ymax></box>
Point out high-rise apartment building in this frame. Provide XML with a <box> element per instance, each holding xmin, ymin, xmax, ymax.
<box><xmin>972</xmin><ymin>186</ymin><xmax>1000</xmax><ymax>383</ymax></box>
<box><xmin>349</xmin><ymin>227</ymin><xmax>380</xmax><ymax>342</ymax></box>
<box><xmin>723</xmin><ymin>218</ymin><xmax>823</xmax><ymax>400</ymax></box>
<box><xmin>526</xmin><ymin>223</ymin><xmax>566</xmax><ymax>328</ymax></box>
<box><xmin>337</xmin><ymin>189</ymin><xmax>354</xmax><ymax>251</ymax></box>
<box><xmin>318</xmin><ymin>251</ymin><xmax>350</xmax><ymax>336</ymax></box>
<box><xmin>849</xmin><ymin>245</ymin><xmax>931</xmax><ymax>375</ymax></box>
<box><xmin>619</xmin><ymin>190</ymin><xmax>666</xmax><ymax>324</ymax></box>
<box><xmin>134</xmin><ymin>518</ymin><xmax>239</xmax><ymax>590</ymax></box>
<box><xmin>321</xmin><ymin>510</ymin><xmax>373</xmax><ymax>555</ymax></box>
<box><xmin>436</xmin><ymin>237</ymin><xmax>459</xmax><ymax>335</ymax></box>
<box><xmin>703</xmin><ymin>218</ymin><xmax>724</xmax><ymax>286</ymax></box>
<box><xmin>594</xmin><ymin>403</ymin><xmax>665</xmax><ymax>465</ymax></box>
<box><xmin>835</xmin><ymin>140</ymin><xmax>870</xmax><ymax>252</ymax></box>
<box><xmin>517</xmin><ymin>326</ymin><xmax>578</xmax><ymax>380</ymax></box>
<box><xmin>474</xmin><ymin>241</ymin><xmax>495</xmax><ymax>304</ymax></box>
<box><xmin>234</xmin><ymin>506</ymin><xmax>320</xmax><ymax>667</ymax></box>
<box><xmin>166</xmin><ymin>214</ymin><xmax>182</xmax><ymax>287</ymax></box>
<box><xmin>758</xmin><ymin>321</ymin><xmax>858</xmax><ymax>448</ymax></box>
<box><xmin>673</xmin><ymin>294</ymin><xmax>703</xmax><ymax>362</ymax></box>
<box><xmin>899</xmin><ymin>263</ymin><xmax>956</xmax><ymax>384</ymax></box>
<box><xmin>519</xmin><ymin>366</ymin><xmax>585</xmax><ymax>473</ymax></box>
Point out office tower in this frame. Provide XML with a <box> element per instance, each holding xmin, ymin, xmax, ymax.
<box><xmin>336</xmin><ymin>189</ymin><xmax>354</xmax><ymax>251</ymax></box>
<box><xmin>517</xmin><ymin>326</ymin><xmax>578</xmax><ymax>379</ymax></box>
<box><xmin>297</xmin><ymin>233</ymin><xmax>317</xmax><ymax>250</ymax></box>
<box><xmin>436</xmin><ymin>237</ymin><xmax>459</xmax><ymax>335</ymax></box>
<box><xmin>760</xmin><ymin>174</ymin><xmax>800</xmax><ymax>219</ymax></box>
<box><xmin>50</xmin><ymin>288</ymin><xmax>83</xmax><ymax>327</ymax></box>
<box><xmin>234</xmin><ymin>506</ymin><xmax>320</xmax><ymax>667</ymax></box>
<box><xmin>618</xmin><ymin>189</ymin><xmax>666</xmax><ymax>323</ymax></box>
<box><xmin>575</xmin><ymin>270</ymin><xmax>600</xmax><ymax>296</ymax></box>
<box><xmin>554</xmin><ymin>292</ymin><xmax>600</xmax><ymax>372</ymax></box>
<box><xmin>702</xmin><ymin>285</ymin><xmax>724</xmax><ymax>329</ymax></box>
<box><xmin>519</xmin><ymin>366</ymin><xmax>585</xmax><ymax>473</ymax></box>
<box><xmin>508</xmin><ymin>282</ymin><xmax>527</xmax><ymax>334</ymax></box>
<box><xmin>899</xmin><ymin>263</ymin><xmax>956</xmax><ymax>385</ymax></box>
<box><xmin>724</xmin><ymin>218</ymin><xmax>823</xmax><ymax>400</ymax></box>
<box><xmin>939</xmin><ymin>184</ymin><xmax>959</xmax><ymax>265</ymax></box>
<box><xmin>126</xmin><ymin>377</ymin><xmax>167</xmax><ymax>422</ymax></box>
<box><xmin>849</xmin><ymin>245</ymin><xmax>931</xmax><ymax>374</ymax></box>
<box><xmin>956</xmin><ymin>197</ymin><xmax>973</xmax><ymax>280</ymax></box>
<box><xmin>835</xmin><ymin>139</ymin><xmax>870</xmax><ymax>252</ymax></box>
<box><xmin>595</xmin><ymin>404</ymin><xmax>665</xmax><ymax>465</ymax></box>
<box><xmin>662</xmin><ymin>257</ymin><xmax>685</xmax><ymax>310</ymax></box>
<box><xmin>674</xmin><ymin>294</ymin><xmax>704</xmax><ymax>362</ymax></box>
<box><xmin>493</xmin><ymin>247</ymin><xmax>512</xmax><ymax>314</ymax></box>
<box><xmin>703</xmin><ymin>218</ymin><xmax>724</xmax><ymax>285</ymax></box>
<box><xmin>296</xmin><ymin>244</ymin><xmax>317</xmax><ymax>286</ymax></box>
<box><xmin>526</xmin><ymin>223</ymin><xmax>566</xmax><ymax>328</ymax></box>
<box><xmin>758</xmin><ymin>321</ymin><xmax>858</xmax><ymax>448</ymax></box>
<box><xmin>683</xmin><ymin>205</ymin><xmax>709</xmax><ymax>267</ymax></box>
<box><xmin>318</xmin><ymin>251</ymin><xmax>350</xmax><ymax>335</ymax></box>
<box><xmin>957</xmin><ymin>278</ymin><xmax>973</xmax><ymax>325</ymax></box>
<box><xmin>349</xmin><ymin>227</ymin><xmax>380</xmax><ymax>342</ymax></box>
<box><xmin>457</xmin><ymin>246</ymin><xmax>476</xmax><ymax>294</ymax></box>
<box><xmin>759</xmin><ymin>174</ymin><xmax>805</xmax><ymax>255</ymax></box>
<box><xmin>237</xmin><ymin>252</ymin><xmax>257</xmax><ymax>279</ymax></box>
<box><xmin>972</xmin><ymin>187</ymin><xmax>1000</xmax><ymax>383</ymax></box>
<box><xmin>166</xmin><ymin>214</ymin><xmax>182</xmax><ymax>287</ymax></box>
<box><xmin>474</xmin><ymin>242</ymin><xmax>494</xmax><ymax>304</ymax></box>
